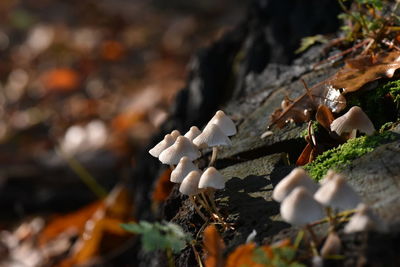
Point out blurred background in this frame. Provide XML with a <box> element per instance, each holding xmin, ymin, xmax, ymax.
<box><xmin>0</xmin><ymin>0</ymin><xmax>246</xmax><ymax>266</ymax></box>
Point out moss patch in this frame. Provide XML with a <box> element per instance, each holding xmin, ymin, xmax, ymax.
<box><xmin>304</xmin><ymin>131</ymin><xmax>399</xmax><ymax>180</ymax></box>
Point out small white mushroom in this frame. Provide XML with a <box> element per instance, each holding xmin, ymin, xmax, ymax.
<box><xmin>344</xmin><ymin>204</ymin><xmax>386</xmax><ymax>233</ymax></box>
<box><xmin>170</xmin><ymin>156</ymin><xmax>200</xmax><ymax>183</ymax></box>
<box><xmin>319</xmin><ymin>169</ymin><xmax>340</xmax><ymax>185</ymax></box>
<box><xmin>198</xmin><ymin>167</ymin><xmax>225</xmax><ymax>190</ymax></box>
<box><xmin>272</xmin><ymin>168</ymin><xmax>319</xmax><ymax>202</ymax></box>
<box><xmin>184</xmin><ymin>126</ymin><xmax>202</xmax><ymax>141</ymax></box>
<box><xmin>314</xmin><ymin>174</ymin><xmax>361</xmax><ymax>211</ymax></box>
<box><xmin>148</xmin><ymin>134</ymin><xmax>176</xmax><ymax>158</ymax></box>
<box><xmin>159</xmin><ymin>136</ymin><xmax>200</xmax><ymax>165</ymax></box>
<box><xmin>170</xmin><ymin>129</ymin><xmax>181</xmax><ymax>139</ymax></box>
<box><xmin>204</xmin><ymin>110</ymin><xmax>236</xmax><ymax>136</ymax></box>
<box><xmin>280</xmin><ymin>187</ymin><xmax>325</xmax><ymax>227</ymax></box>
<box><xmin>179</xmin><ymin>170</ymin><xmax>202</xmax><ymax>196</ymax></box>
<box><xmin>193</xmin><ymin>124</ymin><xmax>231</xmax><ymax>149</ymax></box>
<box><xmin>330</xmin><ymin>106</ymin><xmax>375</xmax><ymax>137</ymax></box>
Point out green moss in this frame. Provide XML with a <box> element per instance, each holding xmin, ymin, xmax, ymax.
<box><xmin>304</xmin><ymin>131</ymin><xmax>398</xmax><ymax>180</ymax></box>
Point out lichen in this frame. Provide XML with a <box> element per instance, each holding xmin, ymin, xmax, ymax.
<box><xmin>304</xmin><ymin>131</ymin><xmax>398</xmax><ymax>180</ymax></box>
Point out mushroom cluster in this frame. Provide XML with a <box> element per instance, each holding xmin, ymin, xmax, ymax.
<box><xmin>148</xmin><ymin>110</ymin><xmax>236</xmax><ymax>225</ymax></box>
<box><xmin>273</xmin><ymin>168</ymin><xmax>383</xmax><ymax>257</ymax></box>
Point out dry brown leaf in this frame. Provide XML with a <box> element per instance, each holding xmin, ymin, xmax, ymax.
<box><xmin>57</xmin><ymin>184</ymin><xmax>134</xmax><ymax>266</ymax></box>
<box><xmin>296</xmin><ymin>143</ymin><xmax>314</xmax><ymax>166</ymax></box>
<box><xmin>203</xmin><ymin>225</ymin><xmax>225</xmax><ymax>267</ymax></box>
<box><xmin>101</xmin><ymin>40</ymin><xmax>125</xmax><ymax>61</ymax></box>
<box><xmin>39</xmin><ymin>201</ymin><xmax>104</xmax><ymax>246</ymax></box>
<box><xmin>225</xmin><ymin>243</ymin><xmax>273</xmax><ymax>267</ymax></box>
<box><xmin>331</xmin><ymin>51</ymin><xmax>400</xmax><ymax>93</ymax></box>
<box><xmin>315</xmin><ymin>105</ymin><xmax>335</xmax><ymax>131</ymax></box>
<box><xmin>152</xmin><ymin>168</ymin><xmax>174</xmax><ymax>203</ymax></box>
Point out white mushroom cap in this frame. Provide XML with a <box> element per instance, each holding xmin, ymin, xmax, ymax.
<box><xmin>198</xmin><ymin>167</ymin><xmax>225</xmax><ymax>189</ymax></box>
<box><xmin>193</xmin><ymin>124</ymin><xmax>231</xmax><ymax>148</ymax></box>
<box><xmin>159</xmin><ymin>136</ymin><xmax>200</xmax><ymax>165</ymax></box>
<box><xmin>179</xmin><ymin>170</ymin><xmax>201</xmax><ymax>196</ymax></box>
<box><xmin>204</xmin><ymin>110</ymin><xmax>236</xmax><ymax>136</ymax></box>
<box><xmin>184</xmin><ymin>126</ymin><xmax>202</xmax><ymax>141</ymax></box>
<box><xmin>330</xmin><ymin>106</ymin><xmax>375</xmax><ymax>136</ymax></box>
<box><xmin>149</xmin><ymin>134</ymin><xmax>176</xmax><ymax>158</ymax></box>
<box><xmin>170</xmin><ymin>130</ymin><xmax>181</xmax><ymax>139</ymax></box>
<box><xmin>170</xmin><ymin>156</ymin><xmax>200</xmax><ymax>183</ymax></box>
<box><xmin>280</xmin><ymin>187</ymin><xmax>325</xmax><ymax>226</ymax></box>
<box><xmin>344</xmin><ymin>204</ymin><xmax>386</xmax><ymax>233</ymax></box>
<box><xmin>314</xmin><ymin>174</ymin><xmax>361</xmax><ymax>211</ymax></box>
<box><xmin>272</xmin><ymin>168</ymin><xmax>319</xmax><ymax>202</ymax></box>
<box><xmin>319</xmin><ymin>169</ymin><xmax>340</xmax><ymax>185</ymax></box>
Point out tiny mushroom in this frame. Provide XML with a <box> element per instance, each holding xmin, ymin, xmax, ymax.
<box><xmin>272</xmin><ymin>168</ymin><xmax>319</xmax><ymax>202</ymax></box>
<box><xmin>148</xmin><ymin>134</ymin><xmax>176</xmax><ymax>158</ymax></box>
<box><xmin>204</xmin><ymin>110</ymin><xmax>236</xmax><ymax>136</ymax></box>
<box><xmin>280</xmin><ymin>187</ymin><xmax>325</xmax><ymax>227</ymax></box>
<box><xmin>184</xmin><ymin>126</ymin><xmax>202</xmax><ymax>141</ymax></box>
<box><xmin>179</xmin><ymin>170</ymin><xmax>202</xmax><ymax>196</ymax></box>
<box><xmin>159</xmin><ymin>136</ymin><xmax>200</xmax><ymax>165</ymax></box>
<box><xmin>193</xmin><ymin>123</ymin><xmax>231</xmax><ymax>166</ymax></box>
<box><xmin>314</xmin><ymin>174</ymin><xmax>361</xmax><ymax>211</ymax></box>
<box><xmin>344</xmin><ymin>204</ymin><xmax>386</xmax><ymax>233</ymax></box>
<box><xmin>198</xmin><ymin>167</ymin><xmax>225</xmax><ymax>190</ymax></box>
<box><xmin>170</xmin><ymin>156</ymin><xmax>200</xmax><ymax>183</ymax></box>
<box><xmin>179</xmin><ymin>170</ymin><xmax>208</xmax><ymax>221</ymax></box>
<box><xmin>170</xmin><ymin>129</ymin><xmax>181</xmax><ymax>139</ymax></box>
<box><xmin>330</xmin><ymin>106</ymin><xmax>375</xmax><ymax>137</ymax></box>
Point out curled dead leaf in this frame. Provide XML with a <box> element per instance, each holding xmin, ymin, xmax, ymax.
<box><xmin>203</xmin><ymin>225</ymin><xmax>225</xmax><ymax>267</ymax></box>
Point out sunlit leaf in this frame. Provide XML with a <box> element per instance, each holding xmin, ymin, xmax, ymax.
<box><xmin>203</xmin><ymin>225</ymin><xmax>225</xmax><ymax>267</ymax></box>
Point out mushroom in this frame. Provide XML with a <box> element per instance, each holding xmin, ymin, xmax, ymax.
<box><xmin>314</xmin><ymin>174</ymin><xmax>361</xmax><ymax>212</ymax></box>
<box><xmin>272</xmin><ymin>168</ymin><xmax>319</xmax><ymax>202</ymax></box>
<box><xmin>148</xmin><ymin>134</ymin><xmax>176</xmax><ymax>158</ymax></box>
<box><xmin>198</xmin><ymin>167</ymin><xmax>231</xmax><ymax>228</ymax></box>
<box><xmin>179</xmin><ymin>170</ymin><xmax>207</xmax><ymax>221</ymax></box>
<box><xmin>170</xmin><ymin>156</ymin><xmax>200</xmax><ymax>183</ymax></box>
<box><xmin>159</xmin><ymin>136</ymin><xmax>200</xmax><ymax>165</ymax></box>
<box><xmin>184</xmin><ymin>126</ymin><xmax>202</xmax><ymax>141</ymax></box>
<box><xmin>204</xmin><ymin>110</ymin><xmax>236</xmax><ymax>136</ymax></box>
<box><xmin>193</xmin><ymin>124</ymin><xmax>231</xmax><ymax>166</ymax></box>
<box><xmin>170</xmin><ymin>129</ymin><xmax>181</xmax><ymax>139</ymax></box>
<box><xmin>344</xmin><ymin>204</ymin><xmax>386</xmax><ymax>233</ymax></box>
<box><xmin>330</xmin><ymin>106</ymin><xmax>375</xmax><ymax>137</ymax></box>
<box><xmin>281</xmin><ymin>187</ymin><xmax>325</xmax><ymax>227</ymax></box>
<box><xmin>280</xmin><ymin>187</ymin><xmax>324</xmax><ymax>254</ymax></box>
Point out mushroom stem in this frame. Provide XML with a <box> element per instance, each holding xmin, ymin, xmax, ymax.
<box><xmin>205</xmin><ymin>189</ymin><xmax>225</xmax><ymax>221</ymax></box>
<box><xmin>209</xmin><ymin>147</ymin><xmax>219</xmax><ymax>167</ymax></box>
<box><xmin>305</xmin><ymin>224</ymin><xmax>320</xmax><ymax>256</ymax></box>
<box><xmin>189</xmin><ymin>195</ymin><xmax>208</xmax><ymax>221</ymax></box>
<box><xmin>325</xmin><ymin>207</ymin><xmax>337</xmax><ymax>232</ymax></box>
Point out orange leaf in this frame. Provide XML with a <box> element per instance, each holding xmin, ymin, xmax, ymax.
<box><xmin>203</xmin><ymin>225</ymin><xmax>225</xmax><ymax>267</ymax></box>
<box><xmin>41</xmin><ymin>68</ymin><xmax>80</xmax><ymax>92</ymax></box>
<box><xmin>296</xmin><ymin>143</ymin><xmax>313</xmax><ymax>166</ymax></box>
<box><xmin>152</xmin><ymin>168</ymin><xmax>174</xmax><ymax>203</ymax></box>
<box><xmin>225</xmin><ymin>243</ymin><xmax>273</xmax><ymax>267</ymax></box>
<box><xmin>315</xmin><ymin>105</ymin><xmax>334</xmax><ymax>131</ymax></box>
<box><xmin>39</xmin><ymin>200</ymin><xmax>104</xmax><ymax>246</ymax></box>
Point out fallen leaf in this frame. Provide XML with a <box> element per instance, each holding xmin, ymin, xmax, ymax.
<box><xmin>203</xmin><ymin>225</ymin><xmax>225</xmax><ymax>267</ymax></box>
<box><xmin>225</xmin><ymin>243</ymin><xmax>272</xmax><ymax>267</ymax></box>
<box><xmin>331</xmin><ymin>51</ymin><xmax>400</xmax><ymax>93</ymax></box>
<box><xmin>152</xmin><ymin>168</ymin><xmax>174</xmax><ymax>203</ymax></box>
<box><xmin>296</xmin><ymin>143</ymin><xmax>314</xmax><ymax>166</ymax></box>
<box><xmin>315</xmin><ymin>105</ymin><xmax>335</xmax><ymax>131</ymax></box>
<box><xmin>101</xmin><ymin>40</ymin><xmax>125</xmax><ymax>61</ymax></box>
